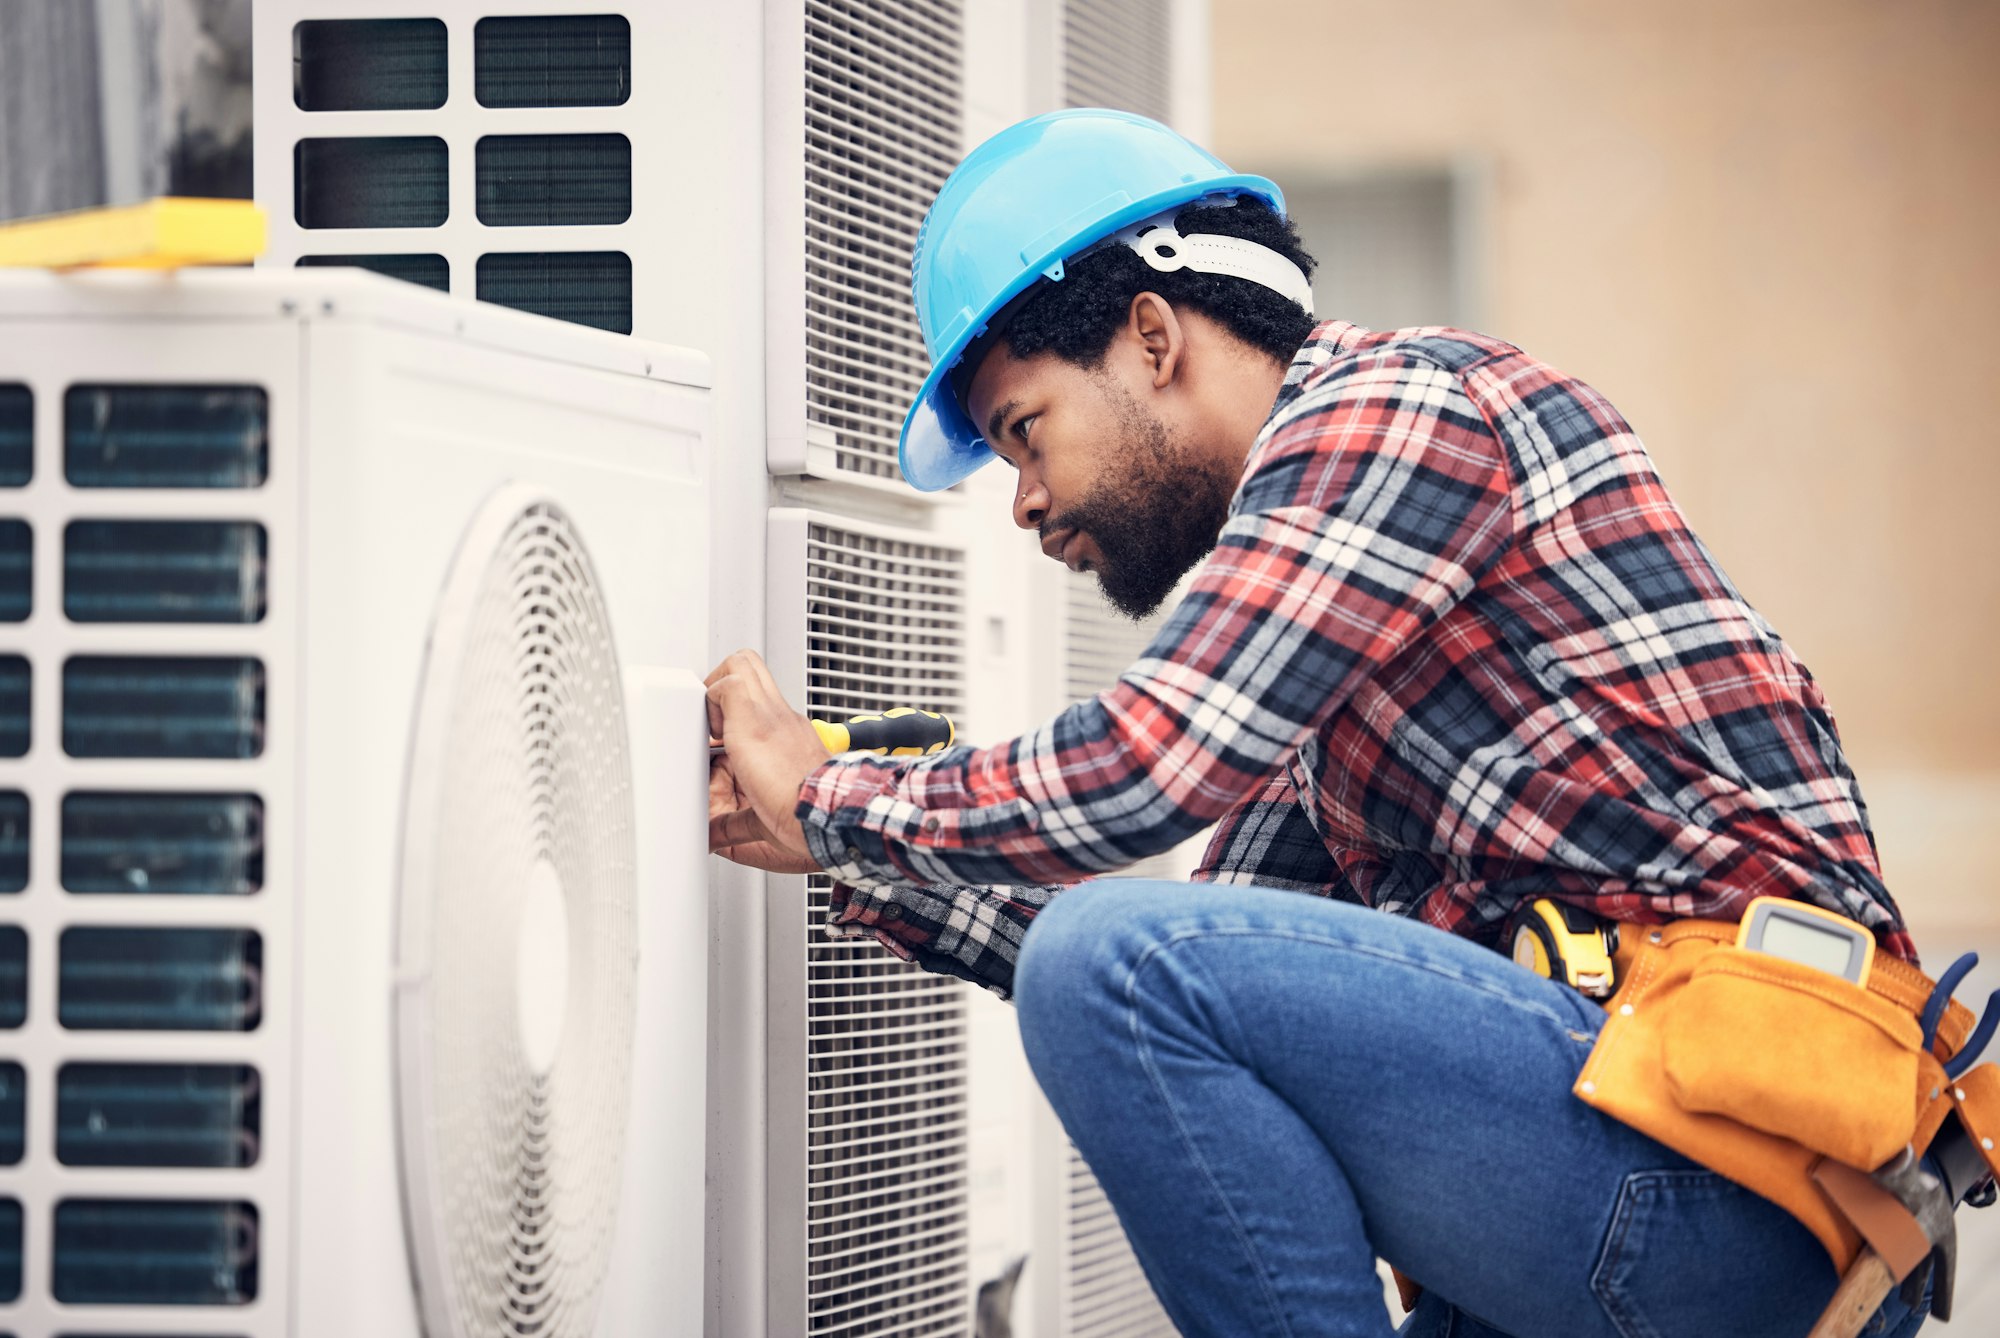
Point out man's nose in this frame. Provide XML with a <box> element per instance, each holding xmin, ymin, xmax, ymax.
<box><xmin>1011</xmin><ymin>475</ymin><xmax>1049</xmax><ymax>531</ymax></box>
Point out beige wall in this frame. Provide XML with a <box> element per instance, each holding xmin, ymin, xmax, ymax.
<box><xmin>1212</xmin><ymin>0</ymin><xmax>2000</xmax><ymax>929</ymax></box>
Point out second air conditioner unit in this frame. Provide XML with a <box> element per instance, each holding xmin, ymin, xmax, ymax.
<box><xmin>0</xmin><ymin>269</ymin><xmax>710</xmax><ymax>1337</ymax></box>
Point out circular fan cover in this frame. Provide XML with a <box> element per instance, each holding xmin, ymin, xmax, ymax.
<box><xmin>396</xmin><ymin>486</ymin><xmax>637</xmax><ymax>1338</ymax></box>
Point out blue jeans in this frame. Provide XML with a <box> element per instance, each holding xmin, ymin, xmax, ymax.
<box><xmin>1015</xmin><ymin>881</ymin><xmax>1930</xmax><ymax>1338</ymax></box>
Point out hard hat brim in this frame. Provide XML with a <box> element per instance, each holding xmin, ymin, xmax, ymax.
<box><xmin>899</xmin><ymin>356</ymin><xmax>992</xmax><ymax>492</ymax></box>
<box><xmin>897</xmin><ymin>172</ymin><xmax>1286</xmax><ymax>493</ymax></box>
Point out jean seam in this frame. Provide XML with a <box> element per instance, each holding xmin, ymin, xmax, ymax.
<box><xmin>1151</xmin><ymin>924</ymin><xmax>1581</xmax><ymax>1033</ymax></box>
<box><xmin>1591</xmin><ymin>1169</ymin><xmax>1732</xmax><ymax>1338</ymax></box>
<box><xmin>1590</xmin><ymin>1172</ymin><xmax>1649</xmax><ymax>1338</ymax></box>
<box><xmin>1122</xmin><ymin>936</ymin><xmax>1301</xmax><ymax>1338</ymax></box>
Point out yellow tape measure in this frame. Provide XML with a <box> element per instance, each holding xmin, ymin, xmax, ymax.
<box><xmin>1506</xmin><ymin>899</ymin><xmax>1619</xmax><ymax>999</ymax></box>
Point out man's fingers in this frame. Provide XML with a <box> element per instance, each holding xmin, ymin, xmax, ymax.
<box><xmin>703</xmin><ymin>649</ymin><xmax>764</xmax><ymax>691</ymax></box>
<box><xmin>742</xmin><ymin>649</ymin><xmax>779</xmax><ymax>696</ymax></box>
<box><xmin>709</xmin><ymin>806</ymin><xmax>769</xmax><ymax>852</ymax></box>
<box><xmin>708</xmin><ymin>755</ymin><xmax>740</xmax><ymax>811</ymax></box>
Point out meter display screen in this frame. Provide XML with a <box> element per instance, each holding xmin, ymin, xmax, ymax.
<box><xmin>1757</xmin><ymin>912</ymin><xmax>1861</xmax><ymax>979</ymax></box>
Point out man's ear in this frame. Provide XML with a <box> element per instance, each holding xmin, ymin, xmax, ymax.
<box><xmin>1128</xmin><ymin>291</ymin><xmax>1183</xmax><ymax>391</ymax></box>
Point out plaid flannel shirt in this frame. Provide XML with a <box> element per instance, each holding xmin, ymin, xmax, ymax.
<box><xmin>798</xmin><ymin>321</ymin><xmax>1912</xmax><ymax>997</ymax></box>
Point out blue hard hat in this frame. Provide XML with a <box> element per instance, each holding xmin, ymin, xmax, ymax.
<box><xmin>898</xmin><ymin>108</ymin><xmax>1286</xmax><ymax>492</ymax></box>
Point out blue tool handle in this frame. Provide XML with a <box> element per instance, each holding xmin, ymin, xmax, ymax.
<box><xmin>1922</xmin><ymin>952</ymin><xmax>1979</xmax><ymax>1052</ymax></box>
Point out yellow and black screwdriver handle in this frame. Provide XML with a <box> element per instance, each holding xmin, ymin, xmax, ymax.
<box><xmin>810</xmin><ymin>707</ymin><xmax>956</xmax><ymax>757</ymax></box>
<box><xmin>1505</xmin><ymin>898</ymin><xmax>1620</xmax><ymax>999</ymax></box>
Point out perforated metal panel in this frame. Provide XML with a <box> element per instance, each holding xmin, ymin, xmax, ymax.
<box><xmin>1053</xmin><ymin>23</ymin><xmax>1183</xmax><ymax>1313</ymax></box>
<box><xmin>801</xmin><ymin>0</ymin><xmax>963</xmax><ymax>481</ymax></box>
<box><xmin>1061</xmin><ymin>0</ymin><xmax>1171</xmax><ymax>120</ymax></box>
<box><xmin>792</xmin><ymin>517</ymin><xmax>971</xmax><ymax>1335</ymax></box>
<box><xmin>0</xmin><ymin>341</ymin><xmax>297</xmax><ymax>1330</ymax></box>
<box><xmin>1063</xmin><ymin>1152</ymin><xmax>1175</xmax><ymax>1337</ymax></box>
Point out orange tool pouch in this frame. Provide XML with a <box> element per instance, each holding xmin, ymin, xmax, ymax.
<box><xmin>1573</xmin><ymin>918</ymin><xmax>2000</xmax><ymax>1272</ymax></box>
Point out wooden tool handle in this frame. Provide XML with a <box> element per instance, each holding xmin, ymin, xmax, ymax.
<box><xmin>1807</xmin><ymin>1249</ymin><xmax>1897</xmax><ymax>1338</ymax></box>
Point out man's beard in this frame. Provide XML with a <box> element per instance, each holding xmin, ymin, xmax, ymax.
<box><xmin>1044</xmin><ymin>384</ymin><xmax>1238</xmax><ymax>620</ymax></box>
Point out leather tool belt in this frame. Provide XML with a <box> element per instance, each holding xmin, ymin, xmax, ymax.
<box><xmin>1574</xmin><ymin>917</ymin><xmax>2000</xmax><ymax>1272</ymax></box>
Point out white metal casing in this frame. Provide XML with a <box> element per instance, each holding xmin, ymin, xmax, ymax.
<box><xmin>0</xmin><ymin>269</ymin><xmax>711</xmax><ymax>1337</ymax></box>
<box><xmin>253</xmin><ymin>2</ymin><xmax>683</xmax><ymax>339</ymax></box>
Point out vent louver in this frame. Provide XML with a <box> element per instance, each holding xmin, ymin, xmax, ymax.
<box><xmin>0</xmin><ymin>926</ymin><xmax>24</xmax><ymax>1028</ymax></box>
<box><xmin>293</xmin><ymin>18</ymin><xmax>448</xmax><ymax>111</ymax></box>
<box><xmin>65</xmin><ymin>520</ymin><xmax>267</xmax><ymax>624</ymax></box>
<box><xmin>0</xmin><ymin>520</ymin><xmax>28</xmax><ymax>622</ymax></box>
<box><xmin>0</xmin><ymin>1064</ymin><xmax>21</xmax><ymax>1165</ymax></box>
<box><xmin>1062</xmin><ymin>0</ymin><xmax>1171</xmax><ymax>120</ymax></box>
<box><xmin>0</xmin><ymin>656</ymin><xmax>26</xmax><ymax>758</ymax></box>
<box><xmin>64</xmin><ymin>385</ymin><xmax>268</xmax><ymax>489</ymax></box>
<box><xmin>296</xmin><ymin>252</ymin><xmax>450</xmax><ymax>291</ymax></box>
<box><xmin>63</xmin><ymin>656</ymin><xmax>265</xmax><ymax>759</ymax></box>
<box><xmin>0</xmin><ymin>791</ymin><xmax>24</xmax><ymax>892</ymax></box>
<box><xmin>802</xmin><ymin>0</ymin><xmax>963</xmax><ymax>481</ymax></box>
<box><xmin>0</xmin><ymin>1198</ymin><xmax>18</xmax><ymax>1302</ymax></box>
<box><xmin>58</xmin><ymin>1063</ymin><xmax>260</xmax><ymax>1168</ymax></box>
<box><xmin>476</xmin><ymin>134</ymin><xmax>633</xmax><ymax>226</ymax></box>
<box><xmin>52</xmin><ymin>1199</ymin><xmax>258</xmax><ymax>1306</ymax></box>
<box><xmin>294</xmin><ymin>136</ymin><xmax>450</xmax><ymax>230</ymax></box>
<box><xmin>0</xmin><ymin>384</ymin><xmax>29</xmax><ymax>484</ymax></box>
<box><xmin>477</xmin><ymin>251</ymin><xmax>634</xmax><ymax>334</ymax></box>
<box><xmin>62</xmin><ymin>792</ymin><xmax>264</xmax><ymax>896</ymax></box>
<box><xmin>801</xmin><ymin>520</ymin><xmax>969</xmax><ymax>1334</ymax></box>
<box><xmin>475</xmin><ymin>16</ymin><xmax>633</xmax><ymax>109</ymax></box>
<box><xmin>58</xmin><ymin>927</ymin><xmax>263</xmax><ymax>1032</ymax></box>
<box><xmin>1062</xmin><ymin>1148</ymin><xmax>1175</xmax><ymax>1337</ymax></box>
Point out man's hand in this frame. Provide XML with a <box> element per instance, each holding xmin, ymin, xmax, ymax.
<box><xmin>706</xmin><ymin>650</ymin><xmax>828</xmax><ymax>873</ymax></box>
<box><xmin>708</xmin><ymin>751</ymin><xmax>821</xmax><ymax>874</ymax></box>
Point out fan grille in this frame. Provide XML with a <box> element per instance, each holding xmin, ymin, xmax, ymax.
<box><xmin>1059</xmin><ymin>574</ymin><xmax>1179</xmax><ymax>1336</ymax></box>
<box><xmin>398</xmin><ymin>493</ymin><xmax>637</xmax><ymax>1338</ymax></box>
<box><xmin>802</xmin><ymin>521</ymin><xmax>969</xmax><ymax>1335</ymax></box>
<box><xmin>803</xmin><ymin>0</ymin><xmax>963</xmax><ymax>480</ymax></box>
<box><xmin>1061</xmin><ymin>0</ymin><xmax>1171</xmax><ymax>121</ymax></box>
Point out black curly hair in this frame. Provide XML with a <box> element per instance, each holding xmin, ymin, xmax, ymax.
<box><xmin>991</xmin><ymin>196</ymin><xmax>1318</xmax><ymax>372</ymax></box>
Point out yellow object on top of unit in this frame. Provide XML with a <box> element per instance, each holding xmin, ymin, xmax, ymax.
<box><xmin>0</xmin><ymin>197</ymin><xmax>266</xmax><ymax>270</ymax></box>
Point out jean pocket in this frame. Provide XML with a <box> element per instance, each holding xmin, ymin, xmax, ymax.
<box><xmin>1590</xmin><ymin>1169</ymin><xmax>1838</xmax><ymax>1338</ymax></box>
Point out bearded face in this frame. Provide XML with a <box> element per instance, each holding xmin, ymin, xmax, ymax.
<box><xmin>1041</xmin><ymin>375</ymin><xmax>1237</xmax><ymax>619</ymax></box>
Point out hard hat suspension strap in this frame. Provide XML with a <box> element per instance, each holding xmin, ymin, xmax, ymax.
<box><xmin>1117</xmin><ymin>220</ymin><xmax>1315</xmax><ymax>316</ymax></box>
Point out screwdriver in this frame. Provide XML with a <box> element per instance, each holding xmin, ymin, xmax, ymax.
<box><xmin>711</xmin><ymin>707</ymin><xmax>956</xmax><ymax>758</ymax></box>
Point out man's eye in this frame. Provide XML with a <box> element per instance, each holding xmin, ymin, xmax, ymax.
<box><xmin>1015</xmin><ymin>415</ymin><xmax>1037</xmax><ymax>442</ymax></box>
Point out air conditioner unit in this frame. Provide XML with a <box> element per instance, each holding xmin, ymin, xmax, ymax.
<box><xmin>0</xmin><ymin>269</ymin><xmax>710</xmax><ymax>1338</ymax></box>
<box><xmin>765</xmin><ymin>507</ymin><xmax>976</xmax><ymax>1335</ymax></box>
<box><xmin>254</xmin><ymin>3</ymin><xmax>681</xmax><ymax>338</ymax></box>
<box><xmin>765</xmin><ymin>0</ymin><xmax>966</xmax><ymax>490</ymax></box>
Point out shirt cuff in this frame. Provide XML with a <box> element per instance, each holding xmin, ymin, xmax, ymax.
<box><xmin>823</xmin><ymin>880</ymin><xmax>918</xmax><ymax>959</ymax></box>
<box><xmin>797</xmin><ymin>755</ymin><xmax>907</xmax><ymax>885</ymax></box>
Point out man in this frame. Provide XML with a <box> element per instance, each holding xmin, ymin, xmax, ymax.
<box><xmin>707</xmin><ymin>110</ymin><xmax>1929</xmax><ymax>1336</ymax></box>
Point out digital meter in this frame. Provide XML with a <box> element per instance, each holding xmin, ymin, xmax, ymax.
<box><xmin>1735</xmin><ymin>896</ymin><xmax>1875</xmax><ymax>985</ymax></box>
